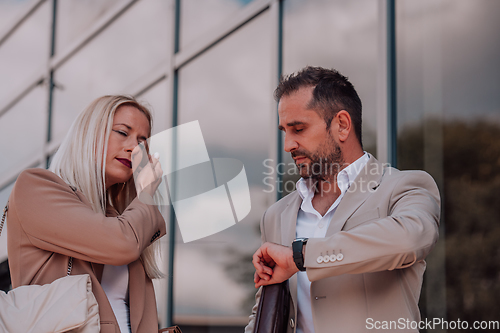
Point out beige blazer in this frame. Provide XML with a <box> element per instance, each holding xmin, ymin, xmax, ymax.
<box><xmin>246</xmin><ymin>156</ymin><xmax>440</xmax><ymax>333</ymax></box>
<box><xmin>7</xmin><ymin>168</ymin><xmax>166</xmax><ymax>333</ymax></box>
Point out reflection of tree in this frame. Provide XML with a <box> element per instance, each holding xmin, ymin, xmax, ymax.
<box><xmin>398</xmin><ymin>120</ymin><xmax>500</xmax><ymax>325</ymax></box>
<box><xmin>224</xmin><ymin>222</ymin><xmax>261</xmax><ymax>314</ymax></box>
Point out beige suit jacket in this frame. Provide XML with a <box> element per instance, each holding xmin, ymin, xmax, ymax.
<box><xmin>246</xmin><ymin>156</ymin><xmax>440</xmax><ymax>333</ymax></box>
<box><xmin>7</xmin><ymin>168</ymin><xmax>166</xmax><ymax>333</ymax></box>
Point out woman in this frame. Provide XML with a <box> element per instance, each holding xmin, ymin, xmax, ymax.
<box><xmin>7</xmin><ymin>95</ymin><xmax>165</xmax><ymax>333</ymax></box>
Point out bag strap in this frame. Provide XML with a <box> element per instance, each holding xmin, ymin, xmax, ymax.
<box><xmin>1</xmin><ymin>202</ymin><xmax>8</xmax><ymax>236</ymax></box>
<box><xmin>1</xmin><ymin>202</ymin><xmax>73</xmax><ymax>276</ymax></box>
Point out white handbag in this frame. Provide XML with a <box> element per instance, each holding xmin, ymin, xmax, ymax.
<box><xmin>0</xmin><ymin>204</ymin><xmax>100</xmax><ymax>333</ymax></box>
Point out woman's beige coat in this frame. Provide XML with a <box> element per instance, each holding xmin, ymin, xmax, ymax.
<box><xmin>7</xmin><ymin>168</ymin><xmax>166</xmax><ymax>333</ymax></box>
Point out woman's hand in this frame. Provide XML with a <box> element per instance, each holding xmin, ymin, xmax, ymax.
<box><xmin>132</xmin><ymin>147</ymin><xmax>163</xmax><ymax>204</ymax></box>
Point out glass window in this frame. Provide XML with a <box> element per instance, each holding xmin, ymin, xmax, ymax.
<box><xmin>136</xmin><ymin>78</ymin><xmax>171</xmax><ymax>135</ymax></box>
<box><xmin>51</xmin><ymin>0</ymin><xmax>169</xmax><ymax>143</ymax></box>
<box><xmin>180</xmin><ymin>0</ymin><xmax>255</xmax><ymax>50</ymax></box>
<box><xmin>283</xmin><ymin>0</ymin><xmax>379</xmax><ymax>157</ymax></box>
<box><xmin>0</xmin><ymin>85</ymin><xmax>47</xmax><ymax>178</ymax></box>
<box><xmin>397</xmin><ymin>0</ymin><xmax>500</xmax><ymax>327</ymax></box>
<box><xmin>0</xmin><ymin>0</ymin><xmax>39</xmax><ymax>36</ymax></box>
<box><xmin>174</xmin><ymin>11</ymin><xmax>272</xmax><ymax>330</ymax></box>
<box><xmin>55</xmin><ymin>0</ymin><xmax>126</xmax><ymax>54</ymax></box>
<box><xmin>0</xmin><ymin>1</ymin><xmax>50</xmax><ymax>104</ymax></box>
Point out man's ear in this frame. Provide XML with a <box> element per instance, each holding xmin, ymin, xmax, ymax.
<box><xmin>335</xmin><ymin>110</ymin><xmax>352</xmax><ymax>143</ymax></box>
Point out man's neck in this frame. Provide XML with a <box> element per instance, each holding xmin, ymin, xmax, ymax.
<box><xmin>309</xmin><ymin>151</ymin><xmax>366</xmax><ymax>216</ymax></box>
<box><xmin>311</xmin><ymin>177</ymin><xmax>341</xmax><ymax>216</ymax></box>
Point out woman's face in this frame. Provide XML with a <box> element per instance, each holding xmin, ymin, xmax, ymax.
<box><xmin>105</xmin><ymin>105</ymin><xmax>150</xmax><ymax>189</ymax></box>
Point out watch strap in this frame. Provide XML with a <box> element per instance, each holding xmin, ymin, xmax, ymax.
<box><xmin>292</xmin><ymin>238</ymin><xmax>308</xmax><ymax>271</ymax></box>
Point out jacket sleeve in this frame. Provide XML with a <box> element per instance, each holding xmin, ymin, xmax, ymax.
<box><xmin>304</xmin><ymin>170</ymin><xmax>440</xmax><ymax>282</ymax></box>
<box><xmin>10</xmin><ymin>168</ymin><xmax>166</xmax><ymax>265</ymax></box>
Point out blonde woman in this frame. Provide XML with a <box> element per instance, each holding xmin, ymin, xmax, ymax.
<box><xmin>7</xmin><ymin>95</ymin><xmax>165</xmax><ymax>333</ymax></box>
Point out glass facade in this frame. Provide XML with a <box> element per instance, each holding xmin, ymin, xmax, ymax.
<box><xmin>174</xmin><ymin>11</ymin><xmax>272</xmax><ymax>328</ymax></box>
<box><xmin>397</xmin><ymin>0</ymin><xmax>500</xmax><ymax>329</ymax></box>
<box><xmin>1</xmin><ymin>0</ymin><xmax>499</xmax><ymax>332</ymax></box>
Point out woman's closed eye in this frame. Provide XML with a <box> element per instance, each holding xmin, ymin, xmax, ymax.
<box><xmin>114</xmin><ymin>130</ymin><xmax>128</xmax><ymax>136</ymax></box>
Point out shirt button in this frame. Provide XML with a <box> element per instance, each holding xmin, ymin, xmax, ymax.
<box><xmin>290</xmin><ymin>318</ymin><xmax>295</xmax><ymax>328</ymax></box>
<box><xmin>318</xmin><ymin>223</ymin><xmax>324</xmax><ymax>228</ymax></box>
<box><xmin>316</xmin><ymin>256</ymin><xmax>324</xmax><ymax>264</ymax></box>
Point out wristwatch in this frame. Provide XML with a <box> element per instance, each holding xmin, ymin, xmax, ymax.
<box><xmin>292</xmin><ymin>238</ymin><xmax>308</xmax><ymax>271</ymax></box>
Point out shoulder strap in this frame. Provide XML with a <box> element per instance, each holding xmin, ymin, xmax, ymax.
<box><xmin>1</xmin><ymin>203</ymin><xmax>7</xmax><ymax>236</ymax></box>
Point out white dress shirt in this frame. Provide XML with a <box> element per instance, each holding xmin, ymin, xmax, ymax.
<box><xmin>295</xmin><ymin>153</ymin><xmax>369</xmax><ymax>333</ymax></box>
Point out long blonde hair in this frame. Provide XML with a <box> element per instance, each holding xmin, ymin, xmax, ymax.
<box><xmin>49</xmin><ymin>95</ymin><xmax>163</xmax><ymax>279</ymax></box>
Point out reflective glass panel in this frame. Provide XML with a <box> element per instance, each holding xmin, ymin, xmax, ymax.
<box><xmin>136</xmin><ymin>78</ymin><xmax>172</xmax><ymax>327</ymax></box>
<box><xmin>55</xmin><ymin>0</ymin><xmax>126</xmax><ymax>54</ymax></box>
<box><xmin>0</xmin><ymin>84</ymin><xmax>46</xmax><ymax>178</ymax></box>
<box><xmin>0</xmin><ymin>0</ymin><xmax>39</xmax><ymax>35</ymax></box>
<box><xmin>52</xmin><ymin>0</ymin><xmax>169</xmax><ymax>143</ymax></box>
<box><xmin>136</xmin><ymin>78</ymin><xmax>171</xmax><ymax>135</ymax></box>
<box><xmin>397</xmin><ymin>0</ymin><xmax>500</xmax><ymax>327</ymax></box>
<box><xmin>174</xmin><ymin>12</ymin><xmax>272</xmax><ymax>330</ymax></box>
<box><xmin>0</xmin><ymin>1</ymin><xmax>50</xmax><ymax>104</ymax></box>
<box><xmin>180</xmin><ymin>0</ymin><xmax>255</xmax><ymax>50</ymax></box>
<box><xmin>283</xmin><ymin>0</ymin><xmax>379</xmax><ymax>157</ymax></box>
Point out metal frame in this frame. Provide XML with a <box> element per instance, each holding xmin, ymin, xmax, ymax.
<box><xmin>376</xmin><ymin>0</ymin><xmax>395</xmax><ymax>166</ymax></box>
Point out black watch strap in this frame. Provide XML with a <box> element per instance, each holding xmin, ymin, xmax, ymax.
<box><xmin>292</xmin><ymin>238</ymin><xmax>308</xmax><ymax>271</ymax></box>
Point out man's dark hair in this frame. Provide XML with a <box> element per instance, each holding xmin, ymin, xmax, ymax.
<box><xmin>274</xmin><ymin>66</ymin><xmax>363</xmax><ymax>146</ymax></box>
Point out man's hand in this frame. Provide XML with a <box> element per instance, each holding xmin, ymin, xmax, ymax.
<box><xmin>252</xmin><ymin>242</ymin><xmax>299</xmax><ymax>288</ymax></box>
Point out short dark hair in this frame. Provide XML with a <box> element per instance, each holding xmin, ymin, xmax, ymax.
<box><xmin>274</xmin><ymin>66</ymin><xmax>363</xmax><ymax>146</ymax></box>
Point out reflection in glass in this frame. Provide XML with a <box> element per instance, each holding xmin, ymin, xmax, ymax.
<box><xmin>283</xmin><ymin>0</ymin><xmax>378</xmax><ymax>158</ymax></box>
<box><xmin>0</xmin><ymin>1</ymin><xmax>50</xmax><ymax>104</ymax></box>
<box><xmin>136</xmin><ymin>76</ymin><xmax>172</xmax><ymax>328</ymax></box>
<box><xmin>0</xmin><ymin>0</ymin><xmax>39</xmax><ymax>36</ymax></box>
<box><xmin>180</xmin><ymin>0</ymin><xmax>255</xmax><ymax>50</ymax></box>
<box><xmin>52</xmin><ymin>0</ymin><xmax>169</xmax><ymax>143</ymax></box>
<box><xmin>136</xmin><ymin>78</ymin><xmax>171</xmax><ymax>135</ymax></box>
<box><xmin>397</xmin><ymin>0</ymin><xmax>500</xmax><ymax>326</ymax></box>
<box><xmin>0</xmin><ymin>85</ymin><xmax>46</xmax><ymax>177</ymax></box>
<box><xmin>174</xmin><ymin>11</ymin><xmax>272</xmax><ymax>328</ymax></box>
<box><xmin>55</xmin><ymin>0</ymin><xmax>125</xmax><ymax>54</ymax></box>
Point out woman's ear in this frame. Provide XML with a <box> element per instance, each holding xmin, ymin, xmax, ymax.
<box><xmin>335</xmin><ymin>110</ymin><xmax>352</xmax><ymax>142</ymax></box>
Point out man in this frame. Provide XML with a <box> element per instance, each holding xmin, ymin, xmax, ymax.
<box><xmin>245</xmin><ymin>67</ymin><xmax>440</xmax><ymax>333</ymax></box>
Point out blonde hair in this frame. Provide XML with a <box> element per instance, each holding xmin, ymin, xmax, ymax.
<box><xmin>49</xmin><ymin>95</ymin><xmax>163</xmax><ymax>279</ymax></box>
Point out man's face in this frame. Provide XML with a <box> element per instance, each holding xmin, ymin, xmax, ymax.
<box><xmin>278</xmin><ymin>87</ymin><xmax>344</xmax><ymax>182</ymax></box>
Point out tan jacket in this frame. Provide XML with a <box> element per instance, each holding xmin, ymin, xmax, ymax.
<box><xmin>246</xmin><ymin>156</ymin><xmax>440</xmax><ymax>333</ymax></box>
<box><xmin>7</xmin><ymin>168</ymin><xmax>166</xmax><ymax>333</ymax></box>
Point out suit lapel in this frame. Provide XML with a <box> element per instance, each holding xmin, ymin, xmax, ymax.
<box><xmin>128</xmin><ymin>260</ymin><xmax>145</xmax><ymax>333</ymax></box>
<box><xmin>325</xmin><ymin>156</ymin><xmax>385</xmax><ymax>237</ymax></box>
<box><xmin>280</xmin><ymin>192</ymin><xmax>301</xmax><ymax>318</ymax></box>
<box><xmin>280</xmin><ymin>193</ymin><xmax>301</xmax><ymax>246</ymax></box>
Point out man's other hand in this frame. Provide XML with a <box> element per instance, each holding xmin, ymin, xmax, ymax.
<box><xmin>252</xmin><ymin>242</ymin><xmax>299</xmax><ymax>288</ymax></box>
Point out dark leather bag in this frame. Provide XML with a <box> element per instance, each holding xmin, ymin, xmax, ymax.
<box><xmin>158</xmin><ymin>326</ymin><xmax>182</xmax><ymax>333</ymax></box>
<box><xmin>253</xmin><ymin>280</ymin><xmax>291</xmax><ymax>333</ymax></box>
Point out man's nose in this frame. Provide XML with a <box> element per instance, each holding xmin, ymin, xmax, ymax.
<box><xmin>283</xmin><ymin>134</ymin><xmax>298</xmax><ymax>152</ymax></box>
